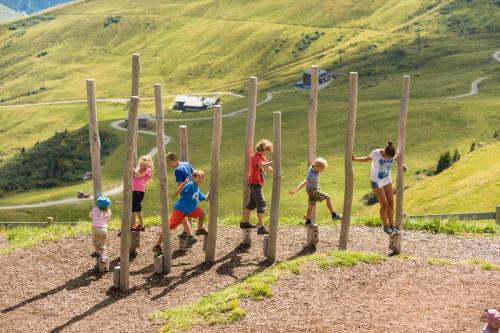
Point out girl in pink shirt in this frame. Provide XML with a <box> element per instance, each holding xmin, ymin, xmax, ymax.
<box><xmin>131</xmin><ymin>155</ymin><xmax>154</xmax><ymax>231</ymax></box>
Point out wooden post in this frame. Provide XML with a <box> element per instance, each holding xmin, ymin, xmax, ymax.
<box><xmin>265</xmin><ymin>111</ymin><xmax>282</xmax><ymax>261</ymax></box>
<box><xmin>119</xmin><ymin>96</ymin><xmax>140</xmax><ymax>291</ymax></box>
<box><xmin>308</xmin><ymin>66</ymin><xmax>319</xmax><ymax>224</ymax></box>
<box><xmin>339</xmin><ymin>72</ymin><xmax>358</xmax><ymax>250</ymax></box>
<box><xmin>306</xmin><ymin>225</ymin><xmax>319</xmax><ymax>245</ymax></box>
<box><xmin>46</xmin><ymin>217</ymin><xmax>54</xmax><ymax>225</ymax></box>
<box><xmin>496</xmin><ymin>205</ymin><xmax>500</xmax><ymax>226</ymax></box>
<box><xmin>154</xmin><ymin>84</ymin><xmax>172</xmax><ymax>274</ymax></box>
<box><xmin>243</xmin><ymin>77</ymin><xmax>257</xmax><ymax>212</ymax></box>
<box><xmin>153</xmin><ymin>255</ymin><xmax>163</xmax><ymax>274</ymax></box>
<box><xmin>113</xmin><ymin>266</ymin><xmax>120</xmax><ymax>288</ymax></box>
<box><xmin>86</xmin><ymin>79</ymin><xmax>102</xmax><ymax>200</ymax></box>
<box><xmin>131</xmin><ymin>54</ymin><xmax>140</xmax><ymax>97</ymax></box>
<box><xmin>205</xmin><ymin>105</ymin><xmax>222</xmax><ymax>263</ymax></box>
<box><xmin>179</xmin><ymin>125</ymin><xmax>188</xmax><ymax>162</ymax></box>
<box><xmin>390</xmin><ymin>75</ymin><xmax>410</xmax><ymax>255</ymax></box>
<box><xmin>130</xmin><ymin>231</ymin><xmax>140</xmax><ymax>250</ymax></box>
<box><xmin>241</xmin><ymin>229</ymin><xmax>252</xmax><ymax>245</ymax></box>
<box><xmin>97</xmin><ymin>258</ymin><xmax>109</xmax><ymax>272</ymax></box>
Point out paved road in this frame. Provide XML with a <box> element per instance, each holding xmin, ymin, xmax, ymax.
<box><xmin>0</xmin><ymin>92</ymin><xmax>273</xmax><ymax>210</ymax></box>
<box><xmin>446</xmin><ymin>49</ymin><xmax>500</xmax><ymax>99</ymax></box>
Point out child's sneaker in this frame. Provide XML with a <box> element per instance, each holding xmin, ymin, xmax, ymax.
<box><xmin>195</xmin><ymin>228</ymin><xmax>208</xmax><ymax>236</ymax></box>
<box><xmin>332</xmin><ymin>212</ymin><xmax>342</xmax><ymax>221</ymax></box>
<box><xmin>383</xmin><ymin>225</ymin><xmax>395</xmax><ymax>236</ymax></box>
<box><xmin>90</xmin><ymin>251</ymin><xmax>99</xmax><ymax>258</ymax></box>
<box><xmin>185</xmin><ymin>236</ymin><xmax>198</xmax><ymax>247</ymax></box>
<box><xmin>152</xmin><ymin>245</ymin><xmax>162</xmax><ymax>255</ymax></box>
<box><xmin>390</xmin><ymin>225</ymin><xmax>401</xmax><ymax>234</ymax></box>
<box><xmin>304</xmin><ymin>219</ymin><xmax>313</xmax><ymax>227</ymax></box>
<box><xmin>178</xmin><ymin>231</ymin><xmax>188</xmax><ymax>239</ymax></box>
<box><xmin>240</xmin><ymin>221</ymin><xmax>257</xmax><ymax>229</ymax></box>
<box><xmin>257</xmin><ymin>226</ymin><xmax>269</xmax><ymax>235</ymax></box>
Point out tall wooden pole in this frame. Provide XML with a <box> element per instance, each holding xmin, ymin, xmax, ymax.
<box><xmin>205</xmin><ymin>105</ymin><xmax>222</xmax><ymax>263</ymax></box>
<box><xmin>179</xmin><ymin>125</ymin><xmax>188</xmax><ymax>162</ymax></box>
<box><xmin>86</xmin><ymin>79</ymin><xmax>102</xmax><ymax>200</ymax></box>
<box><xmin>243</xmin><ymin>77</ymin><xmax>257</xmax><ymax>212</ymax></box>
<box><xmin>308</xmin><ymin>66</ymin><xmax>319</xmax><ymax>166</ymax></box>
<box><xmin>308</xmin><ymin>66</ymin><xmax>319</xmax><ymax>223</ymax></box>
<box><xmin>266</xmin><ymin>111</ymin><xmax>282</xmax><ymax>261</ymax></box>
<box><xmin>391</xmin><ymin>75</ymin><xmax>410</xmax><ymax>255</ymax></box>
<box><xmin>154</xmin><ymin>84</ymin><xmax>172</xmax><ymax>273</ymax></box>
<box><xmin>119</xmin><ymin>96</ymin><xmax>139</xmax><ymax>291</ymax></box>
<box><xmin>131</xmin><ymin>54</ymin><xmax>140</xmax><ymax>97</ymax></box>
<box><xmin>339</xmin><ymin>72</ymin><xmax>358</xmax><ymax>250</ymax></box>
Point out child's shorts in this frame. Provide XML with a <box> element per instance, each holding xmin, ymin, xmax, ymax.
<box><xmin>92</xmin><ymin>228</ymin><xmax>107</xmax><ymax>250</ymax></box>
<box><xmin>132</xmin><ymin>191</ymin><xmax>145</xmax><ymax>212</ymax></box>
<box><xmin>246</xmin><ymin>184</ymin><xmax>266</xmax><ymax>213</ymax></box>
<box><xmin>307</xmin><ymin>188</ymin><xmax>329</xmax><ymax>204</ymax></box>
<box><xmin>169</xmin><ymin>207</ymin><xmax>204</xmax><ymax>230</ymax></box>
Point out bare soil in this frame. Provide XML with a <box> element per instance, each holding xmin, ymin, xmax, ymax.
<box><xmin>0</xmin><ymin>225</ymin><xmax>498</xmax><ymax>333</ymax></box>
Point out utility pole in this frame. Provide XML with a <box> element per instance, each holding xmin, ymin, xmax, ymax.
<box><xmin>338</xmin><ymin>49</ymin><xmax>345</xmax><ymax>66</ymax></box>
<box><xmin>416</xmin><ymin>28</ymin><xmax>423</xmax><ymax>53</ymax></box>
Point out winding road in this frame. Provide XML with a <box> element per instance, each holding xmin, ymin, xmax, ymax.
<box><xmin>446</xmin><ymin>49</ymin><xmax>500</xmax><ymax>99</ymax></box>
<box><xmin>0</xmin><ymin>91</ymin><xmax>273</xmax><ymax>210</ymax></box>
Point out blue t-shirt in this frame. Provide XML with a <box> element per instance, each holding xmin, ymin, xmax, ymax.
<box><xmin>175</xmin><ymin>162</ymin><xmax>194</xmax><ymax>183</ymax></box>
<box><xmin>174</xmin><ymin>181</ymin><xmax>206</xmax><ymax>214</ymax></box>
<box><xmin>305</xmin><ymin>165</ymin><xmax>319</xmax><ymax>192</ymax></box>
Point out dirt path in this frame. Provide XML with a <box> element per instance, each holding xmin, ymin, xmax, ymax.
<box><xmin>0</xmin><ymin>225</ymin><xmax>498</xmax><ymax>332</ymax></box>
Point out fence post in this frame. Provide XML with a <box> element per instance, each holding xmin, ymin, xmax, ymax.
<box><xmin>179</xmin><ymin>125</ymin><xmax>188</xmax><ymax>162</ymax></box>
<box><xmin>243</xmin><ymin>77</ymin><xmax>257</xmax><ymax>213</ymax></box>
<box><xmin>131</xmin><ymin>54</ymin><xmax>140</xmax><ymax>97</ymax></box>
<box><xmin>308</xmin><ymin>66</ymin><xmax>319</xmax><ymax>224</ymax></box>
<box><xmin>390</xmin><ymin>75</ymin><xmax>410</xmax><ymax>255</ymax></box>
<box><xmin>205</xmin><ymin>105</ymin><xmax>222</xmax><ymax>263</ymax></box>
<box><xmin>154</xmin><ymin>84</ymin><xmax>172</xmax><ymax>274</ymax></box>
<box><xmin>339</xmin><ymin>72</ymin><xmax>358</xmax><ymax>250</ymax></box>
<box><xmin>86</xmin><ymin>79</ymin><xmax>102</xmax><ymax>200</ymax></box>
<box><xmin>118</xmin><ymin>96</ymin><xmax>139</xmax><ymax>291</ymax></box>
<box><xmin>265</xmin><ymin>111</ymin><xmax>282</xmax><ymax>261</ymax></box>
<box><xmin>496</xmin><ymin>205</ymin><xmax>500</xmax><ymax>226</ymax></box>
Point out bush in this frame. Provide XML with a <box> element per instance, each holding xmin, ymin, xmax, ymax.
<box><xmin>361</xmin><ymin>192</ymin><xmax>378</xmax><ymax>206</ymax></box>
<box><xmin>0</xmin><ymin>127</ymin><xmax>118</xmax><ymax>196</ymax></box>
<box><xmin>37</xmin><ymin>51</ymin><xmax>48</xmax><ymax>57</ymax></box>
<box><xmin>435</xmin><ymin>148</ymin><xmax>460</xmax><ymax>174</ymax></box>
<box><xmin>104</xmin><ymin>16</ymin><xmax>121</xmax><ymax>27</ymax></box>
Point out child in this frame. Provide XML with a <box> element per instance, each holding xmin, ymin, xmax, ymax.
<box><xmin>240</xmin><ymin>139</ymin><xmax>274</xmax><ymax>235</ymax></box>
<box><xmin>166</xmin><ymin>152</ymin><xmax>207</xmax><ymax>235</ymax></box>
<box><xmin>482</xmin><ymin>309</ymin><xmax>500</xmax><ymax>333</ymax></box>
<box><xmin>90</xmin><ymin>197</ymin><xmax>111</xmax><ymax>262</ymax></box>
<box><xmin>352</xmin><ymin>142</ymin><xmax>403</xmax><ymax>236</ymax></box>
<box><xmin>152</xmin><ymin>170</ymin><xmax>209</xmax><ymax>254</ymax></box>
<box><xmin>131</xmin><ymin>155</ymin><xmax>154</xmax><ymax>231</ymax></box>
<box><xmin>289</xmin><ymin>157</ymin><xmax>341</xmax><ymax>226</ymax></box>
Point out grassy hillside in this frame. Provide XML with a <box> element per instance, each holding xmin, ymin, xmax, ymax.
<box><xmin>0</xmin><ymin>3</ymin><xmax>20</xmax><ymax>23</ymax></box>
<box><xmin>0</xmin><ymin>0</ymin><xmax>71</xmax><ymax>14</ymax></box>
<box><xmin>0</xmin><ymin>0</ymin><xmax>499</xmax><ymax>221</ymax></box>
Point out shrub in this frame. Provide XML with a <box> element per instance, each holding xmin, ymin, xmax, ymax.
<box><xmin>435</xmin><ymin>149</ymin><xmax>460</xmax><ymax>175</ymax></box>
<box><xmin>104</xmin><ymin>16</ymin><xmax>121</xmax><ymax>27</ymax></box>
<box><xmin>37</xmin><ymin>51</ymin><xmax>48</xmax><ymax>57</ymax></box>
<box><xmin>361</xmin><ymin>192</ymin><xmax>378</xmax><ymax>206</ymax></box>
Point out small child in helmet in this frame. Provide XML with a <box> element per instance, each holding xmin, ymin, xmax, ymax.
<box><xmin>90</xmin><ymin>197</ymin><xmax>112</xmax><ymax>262</ymax></box>
<box><xmin>482</xmin><ymin>309</ymin><xmax>500</xmax><ymax>333</ymax></box>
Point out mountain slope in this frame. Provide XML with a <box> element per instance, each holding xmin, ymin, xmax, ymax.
<box><xmin>0</xmin><ymin>3</ymin><xmax>20</xmax><ymax>22</ymax></box>
<box><xmin>0</xmin><ymin>0</ymin><xmax>71</xmax><ymax>14</ymax></box>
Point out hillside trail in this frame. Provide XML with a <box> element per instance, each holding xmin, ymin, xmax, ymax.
<box><xmin>446</xmin><ymin>49</ymin><xmax>500</xmax><ymax>99</ymax></box>
<box><xmin>0</xmin><ymin>92</ymin><xmax>273</xmax><ymax>210</ymax></box>
<box><xmin>0</xmin><ymin>225</ymin><xmax>498</xmax><ymax>332</ymax></box>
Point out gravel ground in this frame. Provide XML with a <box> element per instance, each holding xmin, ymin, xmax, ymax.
<box><xmin>0</xmin><ymin>225</ymin><xmax>498</xmax><ymax>333</ymax></box>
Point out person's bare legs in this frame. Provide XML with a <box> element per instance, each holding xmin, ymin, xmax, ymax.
<box><xmin>181</xmin><ymin>218</ymin><xmax>193</xmax><ymax>236</ymax></box>
<box><xmin>256</xmin><ymin>213</ymin><xmax>265</xmax><ymax>227</ymax></box>
<box><xmin>325</xmin><ymin>196</ymin><xmax>335</xmax><ymax>213</ymax></box>
<box><xmin>306</xmin><ymin>203</ymin><xmax>315</xmax><ymax>219</ymax></box>
<box><xmin>131</xmin><ymin>212</ymin><xmax>136</xmax><ymax>228</ymax></box>
<box><xmin>155</xmin><ymin>231</ymin><xmax>163</xmax><ymax>246</ymax></box>
<box><xmin>383</xmin><ymin>184</ymin><xmax>395</xmax><ymax>226</ymax></box>
<box><xmin>243</xmin><ymin>208</ymin><xmax>252</xmax><ymax>223</ymax></box>
<box><xmin>373</xmin><ymin>187</ymin><xmax>389</xmax><ymax>227</ymax></box>
<box><xmin>137</xmin><ymin>211</ymin><xmax>144</xmax><ymax>227</ymax></box>
<box><xmin>197</xmin><ymin>211</ymin><xmax>206</xmax><ymax>230</ymax></box>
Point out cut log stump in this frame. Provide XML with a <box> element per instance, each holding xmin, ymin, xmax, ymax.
<box><xmin>306</xmin><ymin>225</ymin><xmax>319</xmax><ymax>246</ymax></box>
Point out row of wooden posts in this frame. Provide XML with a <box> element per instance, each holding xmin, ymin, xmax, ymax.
<box><xmin>87</xmin><ymin>54</ymin><xmax>409</xmax><ymax>292</ymax></box>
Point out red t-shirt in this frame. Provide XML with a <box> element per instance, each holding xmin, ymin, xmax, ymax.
<box><xmin>247</xmin><ymin>152</ymin><xmax>267</xmax><ymax>186</ymax></box>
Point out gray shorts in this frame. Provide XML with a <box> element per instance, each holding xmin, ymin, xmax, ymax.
<box><xmin>246</xmin><ymin>184</ymin><xmax>266</xmax><ymax>213</ymax></box>
<box><xmin>307</xmin><ymin>188</ymin><xmax>329</xmax><ymax>204</ymax></box>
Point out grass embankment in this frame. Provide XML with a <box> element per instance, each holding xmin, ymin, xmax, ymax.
<box><xmin>153</xmin><ymin>250</ymin><xmax>386</xmax><ymax>333</ymax></box>
<box><xmin>427</xmin><ymin>257</ymin><xmax>500</xmax><ymax>270</ymax></box>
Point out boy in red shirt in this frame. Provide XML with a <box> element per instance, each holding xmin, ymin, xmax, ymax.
<box><xmin>240</xmin><ymin>139</ymin><xmax>274</xmax><ymax>234</ymax></box>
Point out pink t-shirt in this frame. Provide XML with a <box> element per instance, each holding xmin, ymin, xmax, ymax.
<box><xmin>132</xmin><ymin>168</ymin><xmax>152</xmax><ymax>192</ymax></box>
<box><xmin>90</xmin><ymin>207</ymin><xmax>111</xmax><ymax>228</ymax></box>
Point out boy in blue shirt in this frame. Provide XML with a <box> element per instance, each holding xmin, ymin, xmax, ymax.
<box><xmin>152</xmin><ymin>170</ymin><xmax>209</xmax><ymax>254</ymax></box>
